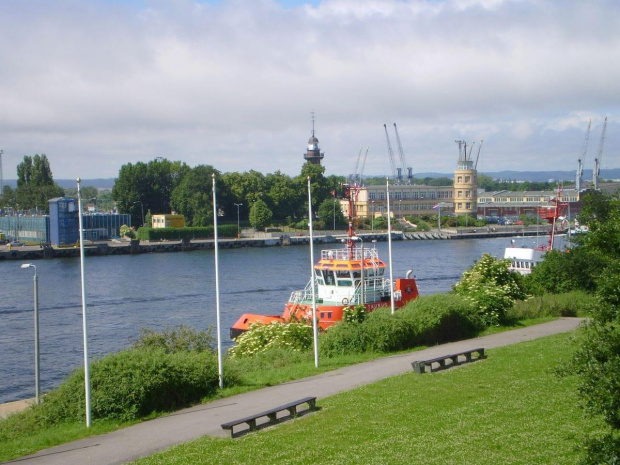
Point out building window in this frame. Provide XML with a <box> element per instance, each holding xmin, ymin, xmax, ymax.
<box><xmin>466</xmin><ymin>190</ymin><xmax>471</xmax><ymax>198</ymax></box>
<box><xmin>466</xmin><ymin>202</ymin><xmax>471</xmax><ymax>209</ymax></box>
<box><xmin>458</xmin><ymin>191</ymin><xmax>463</xmax><ymax>198</ymax></box>
<box><xmin>465</xmin><ymin>176</ymin><xmax>470</xmax><ymax>183</ymax></box>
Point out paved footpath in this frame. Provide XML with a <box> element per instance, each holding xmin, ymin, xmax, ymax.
<box><xmin>4</xmin><ymin>318</ymin><xmax>584</xmax><ymax>465</ymax></box>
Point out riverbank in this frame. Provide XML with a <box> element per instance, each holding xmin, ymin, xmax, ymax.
<box><xmin>5</xmin><ymin>318</ymin><xmax>585</xmax><ymax>465</ymax></box>
<box><xmin>0</xmin><ymin>225</ymin><xmax>556</xmax><ymax>261</ymax></box>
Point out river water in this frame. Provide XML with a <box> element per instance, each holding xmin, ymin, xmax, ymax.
<box><xmin>0</xmin><ymin>235</ymin><xmax>550</xmax><ymax>403</ymax></box>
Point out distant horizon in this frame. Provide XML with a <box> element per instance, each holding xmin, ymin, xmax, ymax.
<box><xmin>2</xmin><ymin>167</ymin><xmax>619</xmax><ymax>190</ymax></box>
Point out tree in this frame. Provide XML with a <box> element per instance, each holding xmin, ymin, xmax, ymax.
<box><xmin>112</xmin><ymin>158</ymin><xmax>189</xmax><ymax>227</ymax></box>
<box><xmin>453</xmin><ymin>254</ymin><xmax>526</xmax><ymax>327</ymax></box>
<box><xmin>0</xmin><ymin>185</ymin><xmax>17</xmax><ymax>209</ymax></box>
<box><xmin>557</xmin><ymin>195</ymin><xmax>620</xmax><ymax>464</ymax></box>
<box><xmin>13</xmin><ymin>154</ymin><xmax>64</xmax><ymax>211</ymax></box>
<box><xmin>524</xmin><ymin>247</ymin><xmax>605</xmax><ymax>295</ymax></box>
<box><xmin>296</xmin><ymin>162</ymin><xmax>331</xmax><ymax>211</ymax></box>
<box><xmin>265</xmin><ymin>171</ymin><xmax>302</xmax><ymax>220</ymax></box>
<box><xmin>249</xmin><ymin>199</ymin><xmax>273</xmax><ymax>230</ymax></box>
<box><xmin>317</xmin><ymin>198</ymin><xmax>346</xmax><ymax>230</ymax></box>
<box><xmin>170</xmin><ymin>165</ymin><xmax>219</xmax><ymax>226</ymax></box>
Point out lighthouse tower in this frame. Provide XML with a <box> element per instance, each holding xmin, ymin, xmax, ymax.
<box><xmin>453</xmin><ymin>140</ymin><xmax>478</xmax><ymax>218</ymax></box>
<box><xmin>303</xmin><ymin>113</ymin><xmax>324</xmax><ymax>165</ymax></box>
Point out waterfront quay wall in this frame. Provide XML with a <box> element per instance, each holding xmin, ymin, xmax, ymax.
<box><xmin>0</xmin><ymin>232</ymin><xmax>396</xmax><ymax>261</ymax></box>
<box><xmin>0</xmin><ymin>226</ymin><xmax>555</xmax><ymax>261</ymax></box>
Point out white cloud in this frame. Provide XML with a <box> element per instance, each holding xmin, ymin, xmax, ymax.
<box><xmin>0</xmin><ymin>0</ymin><xmax>618</xmax><ymax>181</ymax></box>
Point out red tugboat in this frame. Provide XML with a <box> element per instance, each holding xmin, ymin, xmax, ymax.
<box><xmin>230</xmin><ymin>184</ymin><xmax>419</xmax><ymax>339</ymax></box>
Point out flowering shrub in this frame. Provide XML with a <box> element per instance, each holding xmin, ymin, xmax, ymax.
<box><xmin>342</xmin><ymin>304</ymin><xmax>367</xmax><ymax>324</ymax></box>
<box><xmin>229</xmin><ymin>321</ymin><xmax>313</xmax><ymax>358</ymax></box>
<box><xmin>453</xmin><ymin>253</ymin><xmax>527</xmax><ymax>326</ymax></box>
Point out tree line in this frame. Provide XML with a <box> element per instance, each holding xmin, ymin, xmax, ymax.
<box><xmin>111</xmin><ymin>159</ymin><xmax>347</xmax><ymax>229</ymax></box>
<box><xmin>0</xmin><ymin>153</ymin><xmax>572</xmax><ymax>230</ymax></box>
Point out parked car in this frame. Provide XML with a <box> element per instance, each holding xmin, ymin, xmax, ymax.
<box><xmin>9</xmin><ymin>241</ymin><xmax>24</xmax><ymax>247</ymax></box>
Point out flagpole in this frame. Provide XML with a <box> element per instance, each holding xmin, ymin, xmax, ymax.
<box><xmin>77</xmin><ymin>178</ymin><xmax>92</xmax><ymax>427</ymax></box>
<box><xmin>386</xmin><ymin>178</ymin><xmax>395</xmax><ymax>315</ymax></box>
<box><xmin>212</xmin><ymin>174</ymin><xmax>224</xmax><ymax>389</ymax></box>
<box><xmin>308</xmin><ymin>176</ymin><xmax>319</xmax><ymax>367</ymax></box>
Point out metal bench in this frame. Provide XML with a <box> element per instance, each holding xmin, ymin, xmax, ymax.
<box><xmin>411</xmin><ymin>348</ymin><xmax>485</xmax><ymax>374</ymax></box>
<box><xmin>221</xmin><ymin>396</ymin><xmax>317</xmax><ymax>437</ymax></box>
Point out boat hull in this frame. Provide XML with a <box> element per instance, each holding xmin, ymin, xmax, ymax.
<box><xmin>229</xmin><ymin>277</ymin><xmax>419</xmax><ymax>339</ymax></box>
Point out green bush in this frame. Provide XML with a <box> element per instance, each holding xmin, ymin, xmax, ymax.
<box><xmin>524</xmin><ymin>247</ymin><xmax>605</xmax><ymax>295</ymax></box>
<box><xmin>132</xmin><ymin>325</ymin><xmax>215</xmax><ymax>353</ymax></box>
<box><xmin>507</xmin><ymin>291</ymin><xmax>594</xmax><ymax>320</ymax></box>
<box><xmin>229</xmin><ymin>322</ymin><xmax>313</xmax><ymax>358</ymax></box>
<box><xmin>399</xmin><ymin>293</ymin><xmax>481</xmax><ymax>339</ymax></box>
<box><xmin>38</xmin><ymin>349</ymin><xmax>223</xmax><ymax>423</ymax></box>
<box><xmin>453</xmin><ymin>253</ymin><xmax>527</xmax><ymax>326</ymax></box>
<box><xmin>138</xmin><ymin>225</ymin><xmax>237</xmax><ymax>241</ymax></box>
<box><xmin>320</xmin><ymin>294</ymin><xmax>479</xmax><ymax>356</ymax></box>
<box><xmin>414</xmin><ymin>220</ymin><xmax>431</xmax><ymax>232</ymax></box>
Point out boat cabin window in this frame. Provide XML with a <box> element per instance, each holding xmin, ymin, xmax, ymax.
<box><xmin>322</xmin><ymin>270</ymin><xmax>336</xmax><ymax>285</ymax></box>
<box><xmin>336</xmin><ymin>270</ymin><xmax>352</xmax><ymax>287</ymax></box>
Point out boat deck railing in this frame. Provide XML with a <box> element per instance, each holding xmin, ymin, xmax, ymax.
<box><xmin>320</xmin><ymin>247</ymin><xmax>378</xmax><ymax>261</ymax></box>
<box><xmin>289</xmin><ymin>277</ymin><xmax>398</xmax><ymax>305</ymax></box>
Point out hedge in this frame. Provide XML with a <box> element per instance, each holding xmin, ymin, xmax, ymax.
<box><xmin>138</xmin><ymin>225</ymin><xmax>238</xmax><ymax>241</ymax></box>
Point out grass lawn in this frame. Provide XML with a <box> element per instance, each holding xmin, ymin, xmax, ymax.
<box><xmin>0</xmin><ymin>317</ymin><xmax>588</xmax><ymax>462</ymax></box>
<box><xmin>131</xmin><ymin>332</ymin><xmax>604</xmax><ymax>465</ymax></box>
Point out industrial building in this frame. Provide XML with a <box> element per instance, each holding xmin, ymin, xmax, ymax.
<box><xmin>0</xmin><ymin>198</ymin><xmax>131</xmax><ymax>245</ymax></box>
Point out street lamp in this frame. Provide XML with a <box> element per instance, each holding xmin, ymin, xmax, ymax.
<box><xmin>435</xmin><ymin>202</ymin><xmax>446</xmax><ymax>231</ymax></box>
<box><xmin>21</xmin><ymin>263</ymin><xmax>40</xmax><ymax>405</ymax></box>
<box><xmin>234</xmin><ymin>203</ymin><xmax>243</xmax><ymax>238</ymax></box>
<box><xmin>132</xmin><ymin>201</ymin><xmax>144</xmax><ymax>227</ymax></box>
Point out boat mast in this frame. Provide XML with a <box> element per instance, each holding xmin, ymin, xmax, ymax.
<box><xmin>344</xmin><ymin>184</ymin><xmax>357</xmax><ymax>259</ymax></box>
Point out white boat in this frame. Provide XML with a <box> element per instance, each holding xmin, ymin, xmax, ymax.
<box><xmin>504</xmin><ymin>245</ymin><xmax>544</xmax><ymax>275</ymax></box>
<box><xmin>503</xmin><ymin>185</ymin><xmax>568</xmax><ymax>275</ymax></box>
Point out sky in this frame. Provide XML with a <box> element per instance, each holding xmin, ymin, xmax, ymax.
<box><xmin>0</xmin><ymin>0</ymin><xmax>619</xmax><ymax>181</ymax></box>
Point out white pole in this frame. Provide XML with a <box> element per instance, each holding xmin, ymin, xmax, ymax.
<box><xmin>308</xmin><ymin>177</ymin><xmax>319</xmax><ymax>368</ymax></box>
<box><xmin>77</xmin><ymin>178</ymin><xmax>92</xmax><ymax>427</ymax></box>
<box><xmin>212</xmin><ymin>174</ymin><xmax>224</xmax><ymax>389</ymax></box>
<box><xmin>386</xmin><ymin>179</ymin><xmax>395</xmax><ymax>314</ymax></box>
<box><xmin>21</xmin><ymin>263</ymin><xmax>40</xmax><ymax>404</ymax></box>
<box><xmin>33</xmin><ymin>266</ymin><xmax>40</xmax><ymax>404</ymax></box>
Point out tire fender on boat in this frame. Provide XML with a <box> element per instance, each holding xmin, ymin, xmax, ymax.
<box><xmin>342</xmin><ymin>298</ymin><xmax>349</xmax><ymax>305</ymax></box>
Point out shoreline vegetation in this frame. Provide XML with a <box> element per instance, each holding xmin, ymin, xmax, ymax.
<box><xmin>0</xmin><ymin>284</ymin><xmax>593</xmax><ymax>463</ymax></box>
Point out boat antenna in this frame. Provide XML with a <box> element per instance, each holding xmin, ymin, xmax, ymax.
<box><xmin>343</xmin><ymin>184</ymin><xmax>357</xmax><ymax>259</ymax></box>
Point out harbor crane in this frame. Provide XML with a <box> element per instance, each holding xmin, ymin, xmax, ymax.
<box><xmin>350</xmin><ymin>147</ymin><xmax>369</xmax><ymax>186</ymax></box>
<box><xmin>393</xmin><ymin>123</ymin><xmax>412</xmax><ymax>184</ymax></box>
<box><xmin>384</xmin><ymin>124</ymin><xmax>399</xmax><ymax>183</ymax></box>
<box><xmin>576</xmin><ymin>119</ymin><xmax>591</xmax><ymax>192</ymax></box>
<box><xmin>593</xmin><ymin>117</ymin><xmax>607</xmax><ymax>190</ymax></box>
<box><xmin>474</xmin><ymin>140</ymin><xmax>484</xmax><ymax>170</ymax></box>
<box><xmin>384</xmin><ymin>123</ymin><xmax>412</xmax><ymax>184</ymax></box>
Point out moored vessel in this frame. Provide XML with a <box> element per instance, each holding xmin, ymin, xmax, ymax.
<box><xmin>230</xmin><ymin>184</ymin><xmax>419</xmax><ymax>339</ymax></box>
<box><xmin>504</xmin><ymin>186</ymin><xmax>568</xmax><ymax>275</ymax></box>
